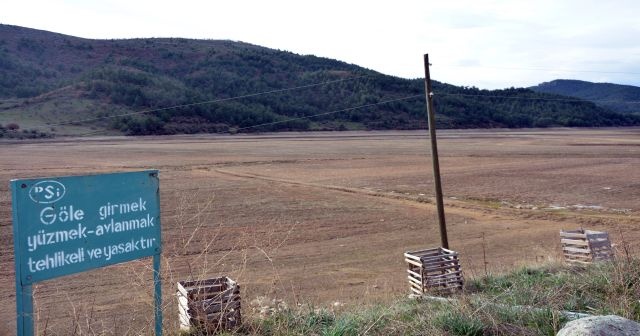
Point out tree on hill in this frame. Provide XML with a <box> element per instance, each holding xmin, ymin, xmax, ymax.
<box><xmin>1</xmin><ymin>24</ymin><xmax>639</xmax><ymax>136</ymax></box>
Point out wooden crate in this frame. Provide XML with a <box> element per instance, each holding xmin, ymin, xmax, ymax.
<box><xmin>177</xmin><ymin>276</ymin><xmax>241</xmax><ymax>333</ymax></box>
<box><xmin>560</xmin><ymin>229</ymin><xmax>614</xmax><ymax>264</ymax></box>
<box><xmin>404</xmin><ymin>247</ymin><xmax>463</xmax><ymax>295</ymax></box>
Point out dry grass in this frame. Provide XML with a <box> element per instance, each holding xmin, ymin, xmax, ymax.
<box><xmin>0</xmin><ymin>129</ymin><xmax>638</xmax><ymax>334</ymax></box>
<box><xmin>240</xmin><ymin>256</ymin><xmax>640</xmax><ymax>336</ymax></box>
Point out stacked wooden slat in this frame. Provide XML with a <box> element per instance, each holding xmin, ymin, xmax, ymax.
<box><xmin>560</xmin><ymin>229</ymin><xmax>614</xmax><ymax>264</ymax></box>
<box><xmin>177</xmin><ymin>277</ymin><xmax>241</xmax><ymax>333</ymax></box>
<box><xmin>404</xmin><ymin>247</ymin><xmax>463</xmax><ymax>295</ymax></box>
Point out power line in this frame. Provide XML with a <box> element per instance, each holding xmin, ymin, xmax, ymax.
<box><xmin>437</xmin><ymin>93</ymin><xmax>640</xmax><ymax>104</ymax></box>
<box><xmin>5</xmin><ymin>64</ymin><xmax>638</xmax><ymax>137</ymax></box>
<box><xmin>17</xmin><ymin>90</ymin><xmax>640</xmax><ymax>138</ymax></box>
<box><xmin>233</xmin><ymin>94</ymin><xmax>423</xmax><ymax>132</ymax></box>
<box><xmin>74</xmin><ymin>94</ymin><xmax>423</xmax><ymax>137</ymax></box>
<box><xmin>437</xmin><ymin>64</ymin><xmax>640</xmax><ymax>76</ymax></box>
<box><xmin>29</xmin><ymin>74</ymin><xmax>375</xmax><ymax>129</ymax></box>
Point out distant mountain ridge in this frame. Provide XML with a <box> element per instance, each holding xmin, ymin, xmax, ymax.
<box><xmin>1</xmin><ymin>24</ymin><xmax>639</xmax><ymax>137</ymax></box>
<box><xmin>531</xmin><ymin>79</ymin><xmax>640</xmax><ymax>115</ymax></box>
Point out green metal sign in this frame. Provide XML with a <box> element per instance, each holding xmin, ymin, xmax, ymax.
<box><xmin>11</xmin><ymin>170</ymin><xmax>163</xmax><ymax>335</ymax></box>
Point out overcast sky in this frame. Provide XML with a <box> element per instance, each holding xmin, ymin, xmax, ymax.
<box><xmin>2</xmin><ymin>0</ymin><xmax>639</xmax><ymax>89</ymax></box>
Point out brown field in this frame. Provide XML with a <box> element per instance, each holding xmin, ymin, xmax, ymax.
<box><xmin>1</xmin><ymin>128</ymin><xmax>639</xmax><ymax>334</ymax></box>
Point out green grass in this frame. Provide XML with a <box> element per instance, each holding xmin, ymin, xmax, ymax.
<box><xmin>182</xmin><ymin>259</ymin><xmax>640</xmax><ymax>336</ymax></box>
<box><xmin>469</xmin><ymin>259</ymin><xmax>640</xmax><ymax>318</ymax></box>
<box><xmin>0</xmin><ymin>95</ymin><xmax>131</xmax><ymax>136</ymax></box>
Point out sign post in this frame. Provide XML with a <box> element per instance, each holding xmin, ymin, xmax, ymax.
<box><xmin>11</xmin><ymin>170</ymin><xmax>163</xmax><ymax>335</ymax></box>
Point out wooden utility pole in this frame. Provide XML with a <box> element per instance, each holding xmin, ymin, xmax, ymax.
<box><xmin>423</xmin><ymin>54</ymin><xmax>449</xmax><ymax>249</ymax></box>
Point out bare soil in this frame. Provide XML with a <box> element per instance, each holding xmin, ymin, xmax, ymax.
<box><xmin>0</xmin><ymin>128</ymin><xmax>639</xmax><ymax>334</ymax></box>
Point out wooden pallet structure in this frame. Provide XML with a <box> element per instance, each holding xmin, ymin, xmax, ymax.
<box><xmin>177</xmin><ymin>276</ymin><xmax>241</xmax><ymax>333</ymax></box>
<box><xmin>404</xmin><ymin>247</ymin><xmax>463</xmax><ymax>295</ymax></box>
<box><xmin>560</xmin><ymin>229</ymin><xmax>614</xmax><ymax>264</ymax></box>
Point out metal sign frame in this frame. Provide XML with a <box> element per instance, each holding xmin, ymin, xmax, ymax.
<box><xmin>11</xmin><ymin>170</ymin><xmax>163</xmax><ymax>335</ymax></box>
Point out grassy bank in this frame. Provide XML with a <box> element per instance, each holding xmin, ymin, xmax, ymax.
<box><xmin>191</xmin><ymin>259</ymin><xmax>640</xmax><ymax>336</ymax></box>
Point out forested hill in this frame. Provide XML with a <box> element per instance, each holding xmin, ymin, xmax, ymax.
<box><xmin>1</xmin><ymin>24</ymin><xmax>639</xmax><ymax>137</ymax></box>
<box><xmin>531</xmin><ymin>79</ymin><xmax>640</xmax><ymax>115</ymax></box>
